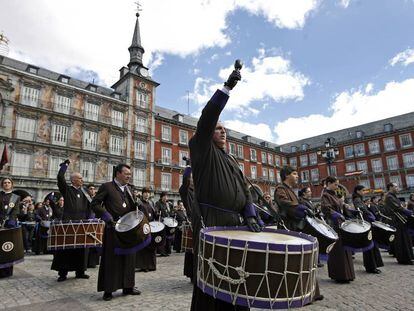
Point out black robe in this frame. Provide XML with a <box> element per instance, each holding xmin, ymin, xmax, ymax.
<box><xmin>51</xmin><ymin>164</ymin><xmax>90</xmax><ymax>275</ymax></box>
<box><xmin>352</xmin><ymin>195</ymin><xmax>383</xmax><ymax>272</ymax></box>
<box><xmin>179</xmin><ymin>172</ymin><xmax>195</xmax><ymax>281</ymax></box>
<box><xmin>33</xmin><ymin>205</ymin><xmax>52</xmax><ymax>255</ymax></box>
<box><xmin>321</xmin><ymin>189</ymin><xmax>355</xmax><ymax>282</ymax></box>
<box><xmin>135</xmin><ymin>199</ymin><xmax>156</xmax><ymax>271</ymax></box>
<box><xmin>155</xmin><ymin>200</ymin><xmax>173</xmax><ymax>255</ymax></box>
<box><xmin>91</xmin><ymin>181</ymin><xmax>137</xmax><ymax>293</ymax></box>
<box><xmin>189</xmin><ymin>89</ymin><xmax>254</xmax><ymax>311</ymax></box>
<box><xmin>0</xmin><ymin>191</ymin><xmax>20</xmax><ymax>278</ymax></box>
<box><xmin>385</xmin><ymin>192</ymin><xmax>413</xmax><ymax>264</ymax></box>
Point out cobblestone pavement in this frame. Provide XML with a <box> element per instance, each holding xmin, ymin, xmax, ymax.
<box><xmin>1</xmin><ymin>250</ymin><xmax>414</xmax><ymax>311</ymax></box>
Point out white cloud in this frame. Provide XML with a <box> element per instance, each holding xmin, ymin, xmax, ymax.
<box><xmin>0</xmin><ymin>0</ymin><xmax>320</xmax><ymax>86</ymax></box>
<box><xmin>192</xmin><ymin>50</ymin><xmax>309</xmax><ymax>115</ymax></box>
<box><xmin>224</xmin><ymin>120</ymin><xmax>275</xmax><ymax>142</ymax></box>
<box><xmin>274</xmin><ymin>78</ymin><xmax>414</xmax><ymax>144</ymax></box>
<box><xmin>389</xmin><ymin>48</ymin><xmax>414</xmax><ymax>67</ymax></box>
<box><xmin>338</xmin><ymin>0</ymin><xmax>351</xmax><ymax>8</ymax></box>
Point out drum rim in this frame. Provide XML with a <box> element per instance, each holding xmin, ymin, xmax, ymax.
<box><xmin>305</xmin><ymin>216</ymin><xmax>339</xmax><ymax>240</ymax></box>
<box><xmin>163</xmin><ymin>217</ymin><xmax>178</xmax><ymax>227</ymax></box>
<box><xmin>340</xmin><ymin>219</ymin><xmax>371</xmax><ymax>233</ymax></box>
<box><xmin>149</xmin><ymin>221</ymin><xmax>165</xmax><ymax>233</ymax></box>
<box><xmin>200</xmin><ymin>226</ymin><xmax>317</xmax><ymax>252</ymax></box>
<box><xmin>372</xmin><ymin>221</ymin><xmax>396</xmax><ymax>232</ymax></box>
<box><xmin>115</xmin><ymin>210</ymin><xmax>144</xmax><ymax>233</ymax></box>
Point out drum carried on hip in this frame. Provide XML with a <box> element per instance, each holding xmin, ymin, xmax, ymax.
<box><xmin>0</xmin><ymin>227</ymin><xmax>24</xmax><ymax>268</ymax></box>
<box><xmin>115</xmin><ymin>210</ymin><xmax>151</xmax><ymax>254</ymax></box>
<box><xmin>163</xmin><ymin>217</ymin><xmax>178</xmax><ymax>236</ymax></box>
<box><xmin>371</xmin><ymin>221</ymin><xmax>396</xmax><ymax>248</ymax></box>
<box><xmin>339</xmin><ymin>219</ymin><xmax>373</xmax><ymax>252</ymax></box>
<box><xmin>302</xmin><ymin>216</ymin><xmax>338</xmax><ymax>254</ymax></box>
<box><xmin>47</xmin><ymin>220</ymin><xmax>105</xmax><ymax>250</ymax></box>
<box><xmin>197</xmin><ymin>226</ymin><xmax>318</xmax><ymax>309</ymax></box>
<box><xmin>181</xmin><ymin>221</ymin><xmax>193</xmax><ymax>252</ymax></box>
<box><xmin>149</xmin><ymin>221</ymin><xmax>165</xmax><ymax>248</ymax></box>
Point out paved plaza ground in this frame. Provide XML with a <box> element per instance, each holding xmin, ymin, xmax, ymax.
<box><xmin>0</xmin><ymin>250</ymin><xmax>413</xmax><ymax>311</ymax></box>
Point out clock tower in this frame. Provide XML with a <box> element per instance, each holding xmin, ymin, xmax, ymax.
<box><xmin>112</xmin><ymin>9</ymin><xmax>159</xmax><ymax>190</ymax></box>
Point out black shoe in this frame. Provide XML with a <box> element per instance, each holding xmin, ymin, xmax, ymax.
<box><xmin>57</xmin><ymin>276</ymin><xmax>67</xmax><ymax>282</ymax></box>
<box><xmin>103</xmin><ymin>292</ymin><xmax>113</xmax><ymax>301</ymax></box>
<box><xmin>317</xmin><ymin>263</ymin><xmax>324</xmax><ymax>268</ymax></box>
<box><xmin>314</xmin><ymin>295</ymin><xmax>324</xmax><ymax>301</ymax></box>
<box><xmin>160</xmin><ymin>253</ymin><xmax>168</xmax><ymax>257</ymax></box>
<box><xmin>76</xmin><ymin>274</ymin><xmax>90</xmax><ymax>279</ymax></box>
<box><xmin>367</xmin><ymin>269</ymin><xmax>381</xmax><ymax>274</ymax></box>
<box><xmin>123</xmin><ymin>287</ymin><xmax>141</xmax><ymax>295</ymax></box>
<box><xmin>335</xmin><ymin>279</ymin><xmax>350</xmax><ymax>284</ymax></box>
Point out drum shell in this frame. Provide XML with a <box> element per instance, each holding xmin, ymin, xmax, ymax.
<box><xmin>371</xmin><ymin>221</ymin><xmax>396</xmax><ymax>247</ymax></box>
<box><xmin>116</xmin><ymin>213</ymin><xmax>150</xmax><ymax>249</ymax></box>
<box><xmin>0</xmin><ymin>227</ymin><xmax>24</xmax><ymax>266</ymax></box>
<box><xmin>339</xmin><ymin>220</ymin><xmax>373</xmax><ymax>251</ymax></box>
<box><xmin>198</xmin><ymin>227</ymin><xmax>318</xmax><ymax>309</ymax></box>
<box><xmin>149</xmin><ymin>221</ymin><xmax>166</xmax><ymax>249</ymax></box>
<box><xmin>302</xmin><ymin>217</ymin><xmax>338</xmax><ymax>254</ymax></box>
<box><xmin>181</xmin><ymin>222</ymin><xmax>193</xmax><ymax>252</ymax></box>
<box><xmin>47</xmin><ymin>220</ymin><xmax>105</xmax><ymax>250</ymax></box>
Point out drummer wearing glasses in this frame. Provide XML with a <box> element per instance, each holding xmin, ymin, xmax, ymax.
<box><xmin>321</xmin><ymin>176</ymin><xmax>355</xmax><ymax>283</ymax></box>
<box><xmin>189</xmin><ymin>62</ymin><xmax>262</xmax><ymax>311</ymax></box>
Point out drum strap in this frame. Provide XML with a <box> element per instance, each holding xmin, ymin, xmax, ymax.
<box><xmin>80</xmin><ymin>187</ymin><xmax>92</xmax><ymax>203</ymax></box>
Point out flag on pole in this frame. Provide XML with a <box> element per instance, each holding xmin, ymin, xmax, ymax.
<box><xmin>0</xmin><ymin>144</ymin><xmax>8</xmax><ymax>170</ymax></box>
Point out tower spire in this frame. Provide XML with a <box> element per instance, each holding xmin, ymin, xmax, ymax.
<box><xmin>128</xmin><ymin>4</ymin><xmax>145</xmax><ymax>70</ymax></box>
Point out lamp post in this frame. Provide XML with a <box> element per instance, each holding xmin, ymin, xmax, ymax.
<box><xmin>317</xmin><ymin>137</ymin><xmax>339</xmax><ymax>176</ymax></box>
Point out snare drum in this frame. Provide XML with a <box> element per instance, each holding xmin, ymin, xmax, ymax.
<box><xmin>371</xmin><ymin>221</ymin><xmax>396</xmax><ymax>248</ymax></box>
<box><xmin>149</xmin><ymin>221</ymin><xmax>165</xmax><ymax>247</ymax></box>
<box><xmin>339</xmin><ymin>219</ymin><xmax>373</xmax><ymax>252</ymax></box>
<box><xmin>198</xmin><ymin>226</ymin><xmax>318</xmax><ymax>309</ymax></box>
<box><xmin>47</xmin><ymin>220</ymin><xmax>105</xmax><ymax>250</ymax></box>
<box><xmin>302</xmin><ymin>216</ymin><xmax>338</xmax><ymax>254</ymax></box>
<box><xmin>181</xmin><ymin>222</ymin><xmax>193</xmax><ymax>252</ymax></box>
<box><xmin>115</xmin><ymin>211</ymin><xmax>151</xmax><ymax>255</ymax></box>
<box><xmin>163</xmin><ymin>217</ymin><xmax>178</xmax><ymax>236</ymax></box>
<box><xmin>0</xmin><ymin>227</ymin><xmax>24</xmax><ymax>268</ymax></box>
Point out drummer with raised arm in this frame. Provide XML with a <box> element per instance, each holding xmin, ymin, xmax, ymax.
<box><xmin>321</xmin><ymin>176</ymin><xmax>355</xmax><ymax>283</ymax></box>
<box><xmin>51</xmin><ymin>159</ymin><xmax>91</xmax><ymax>282</ymax></box>
<box><xmin>189</xmin><ymin>60</ymin><xmax>262</xmax><ymax>311</ymax></box>
<box><xmin>91</xmin><ymin>163</ymin><xmax>142</xmax><ymax>301</ymax></box>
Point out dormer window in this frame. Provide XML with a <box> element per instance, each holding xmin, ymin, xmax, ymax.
<box><xmin>27</xmin><ymin>66</ymin><xmax>38</xmax><ymax>75</ymax></box>
<box><xmin>58</xmin><ymin>75</ymin><xmax>70</xmax><ymax>84</ymax></box>
<box><xmin>356</xmin><ymin>130</ymin><xmax>364</xmax><ymax>139</ymax></box>
<box><xmin>111</xmin><ymin>92</ymin><xmax>121</xmax><ymax>100</ymax></box>
<box><xmin>301</xmin><ymin>143</ymin><xmax>309</xmax><ymax>151</ymax></box>
<box><xmin>384</xmin><ymin>123</ymin><xmax>393</xmax><ymax>132</ymax></box>
<box><xmin>87</xmin><ymin>84</ymin><xmax>97</xmax><ymax>92</ymax></box>
<box><xmin>291</xmin><ymin>146</ymin><xmax>298</xmax><ymax>153</ymax></box>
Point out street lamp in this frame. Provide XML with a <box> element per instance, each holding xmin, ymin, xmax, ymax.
<box><xmin>317</xmin><ymin>137</ymin><xmax>339</xmax><ymax>176</ymax></box>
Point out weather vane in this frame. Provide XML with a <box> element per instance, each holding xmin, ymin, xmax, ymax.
<box><xmin>134</xmin><ymin>1</ymin><xmax>142</xmax><ymax>14</ymax></box>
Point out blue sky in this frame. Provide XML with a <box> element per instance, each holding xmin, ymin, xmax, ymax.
<box><xmin>1</xmin><ymin>0</ymin><xmax>414</xmax><ymax>144</ymax></box>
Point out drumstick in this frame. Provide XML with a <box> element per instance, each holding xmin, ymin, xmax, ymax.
<box><xmin>86</xmin><ymin>232</ymin><xmax>102</xmax><ymax>244</ymax></box>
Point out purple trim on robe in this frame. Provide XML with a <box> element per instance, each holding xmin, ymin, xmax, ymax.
<box><xmin>331</xmin><ymin>211</ymin><xmax>342</xmax><ymax>222</ymax></box>
<box><xmin>343</xmin><ymin>241</ymin><xmax>374</xmax><ymax>253</ymax></box>
<box><xmin>4</xmin><ymin>219</ymin><xmax>17</xmax><ymax>228</ymax></box>
<box><xmin>59</xmin><ymin>163</ymin><xmax>68</xmax><ymax>174</ymax></box>
<box><xmin>211</xmin><ymin>89</ymin><xmax>229</xmax><ymax>110</ymax></box>
<box><xmin>365</xmin><ymin>211</ymin><xmax>376</xmax><ymax>223</ymax></box>
<box><xmin>319</xmin><ymin>253</ymin><xmax>329</xmax><ymax>262</ymax></box>
<box><xmin>0</xmin><ymin>258</ymin><xmax>24</xmax><ymax>269</ymax></box>
<box><xmin>114</xmin><ymin>235</ymin><xmax>151</xmax><ymax>255</ymax></box>
<box><xmin>402</xmin><ymin>209</ymin><xmax>413</xmax><ymax>217</ymax></box>
<box><xmin>183</xmin><ymin>167</ymin><xmax>192</xmax><ymax>178</ymax></box>
<box><xmin>257</xmin><ymin>219</ymin><xmax>265</xmax><ymax>227</ymax></box>
<box><xmin>101</xmin><ymin>211</ymin><xmax>113</xmax><ymax>223</ymax></box>
<box><xmin>243</xmin><ymin>203</ymin><xmax>256</xmax><ymax>219</ymax></box>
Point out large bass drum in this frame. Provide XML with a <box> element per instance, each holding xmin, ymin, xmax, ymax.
<box><xmin>198</xmin><ymin>226</ymin><xmax>318</xmax><ymax>309</ymax></box>
<box><xmin>0</xmin><ymin>227</ymin><xmax>24</xmax><ymax>268</ymax></box>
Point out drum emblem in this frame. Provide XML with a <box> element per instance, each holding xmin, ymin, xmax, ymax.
<box><xmin>389</xmin><ymin>234</ymin><xmax>395</xmax><ymax>242</ymax></box>
<box><xmin>2</xmin><ymin>241</ymin><xmax>14</xmax><ymax>252</ymax></box>
<box><xmin>143</xmin><ymin>224</ymin><xmax>150</xmax><ymax>235</ymax></box>
<box><xmin>367</xmin><ymin>231</ymin><xmax>372</xmax><ymax>241</ymax></box>
<box><xmin>155</xmin><ymin>236</ymin><xmax>162</xmax><ymax>243</ymax></box>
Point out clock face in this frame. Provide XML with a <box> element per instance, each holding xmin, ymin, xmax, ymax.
<box><xmin>139</xmin><ymin>67</ymin><xmax>149</xmax><ymax>77</ymax></box>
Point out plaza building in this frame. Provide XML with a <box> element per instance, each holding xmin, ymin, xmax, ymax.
<box><xmin>0</xmin><ymin>12</ymin><xmax>413</xmax><ymax>202</ymax></box>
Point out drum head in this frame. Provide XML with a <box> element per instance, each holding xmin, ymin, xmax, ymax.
<box><xmin>163</xmin><ymin>217</ymin><xmax>178</xmax><ymax>228</ymax></box>
<box><xmin>208</xmin><ymin>230</ymin><xmax>311</xmax><ymax>245</ymax></box>
<box><xmin>372</xmin><ymin>221</ymin><xmax>396</xmax><ymax>232</ymax></box>
<box><xmin>116</xmin><ymin>211</ymin><xmax>144</xmax><ymax>233</ymax></box>
<box><xmin>306</xmin><ymin>217</ymin><xmax>338</xmax><ymax>240</ymax></box>
<box><xmin>340</xmin><ymin>220</ymin><xmax>371</xmax><ymax>233</ymax></box>
<box><xmin>149</xmin><ymin>221</ymin><xmax>165</xmax><ymax>233</ymax></box>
